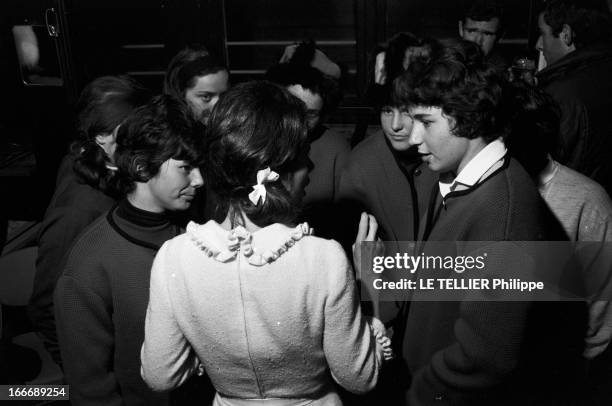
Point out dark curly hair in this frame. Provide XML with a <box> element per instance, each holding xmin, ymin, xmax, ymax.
<box><xmin>204</xmin><ymin>81</ymin><xmax>309</xmax><ymax>228</ymax></box>
<box><xmin>70</xmin><ymin>75</ymin><xmax>150</xmax><ymax>197</ymax></box>
<box><xmin>114</xmin><ymin>95</ymin><xmax>205</xmax><ymax>194</ymax></box>
<box><xmin>393</xmin><ymin>38</ymin><xmax>507</xmax><ymax>143</ymax></box>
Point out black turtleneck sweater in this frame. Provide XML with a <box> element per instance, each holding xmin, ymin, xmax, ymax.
<box><xmin>54</xmin><ymin>200</ymin><xmax>180</xmax><ymax>406</ymax></box>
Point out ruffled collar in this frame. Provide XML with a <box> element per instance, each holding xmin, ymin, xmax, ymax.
<box><xmin>186</xmin><ymin>221</ymin><xmax>313</xmax><ymax>266</ymax></box>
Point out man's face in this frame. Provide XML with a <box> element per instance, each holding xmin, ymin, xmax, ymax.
<box><xmin>145</xmin><ymin>159</ymin><xmax>204</xmax><ymax>212</ymax></box>
<box><xmin>287</xmin><ymin>84</ymin><xmax>324</xmax><ymax>131</ymax></box>
<box><xmin>459</xmin><ymin>17</ymin><xmax>501</xmax><ymax>56</ymax></box>
<box><xmin>408</xmin><ymin>106</ymin><xmax>479</xmax><ymax>175</ymax></box>
<box><xmin>535</xmin><ymin>12</ymin><xmax>571</xmax><ymax>66</ymax></box>
<box><xmin>380</xmin><ymin>106</ymin><xmax>414</xmax><ymax>152</ymax></box>
<box><xmin>185</xmin><ymin>70</ymin><xmax>229</xmax><ymax>124</ymax></box>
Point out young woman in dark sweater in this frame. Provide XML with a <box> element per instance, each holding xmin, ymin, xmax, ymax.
<box><xmin>54</xmin><ymin>95</ymin><xmax>204</xmax><ymax>405</ymax></box>
<box><xmin>29</xmin><ymin>76</ymin><xmax>150</xmax><ymax>366</ymax></box>
<box><xmin>388</xmin><ymin>39</ymin><xmax>586</xmax><ymax>405</ymax></box>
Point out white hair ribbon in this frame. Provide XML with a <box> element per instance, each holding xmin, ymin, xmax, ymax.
<box><xmin>248</xmin><ymin>167</ymin><xmax>279</xmax><ymax>205</ymax></box>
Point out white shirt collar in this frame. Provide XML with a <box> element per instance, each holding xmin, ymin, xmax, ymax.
<box><xmin>439</xmin><ymin>138</ymin><xmax>507</xmax><ymax>198</ymax></box>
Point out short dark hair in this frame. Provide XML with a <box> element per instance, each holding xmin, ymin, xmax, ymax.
<box><xmin>462</xmin><ymin>0</ymin><xmax>504</xmax><ymax>32</ymax></box>
<box><xmin>114</xmin><ymin>95</ymin><xmax>205</xmax><ymax>194</ymax></box>
<box><xmin>373</xmin><ymin>33</ymin><xmax>432</xmax><ymax>109</ymax></box>
<box><xmin>505</xmin><ymin>82</ymin><xmax>560</xmax><ymax>179</ymax></box>
<box><xmin>265</xmin><ymin>63</ymin><xmax>340</xmax><ymax>116</ymax></box>
<box><xmin>163</xmin><ymin>45</ymin><xmax>227</xmax><ymax>100</ymax></box>
<box><xmin>384</xmin><ymin>32</ymin><xmax>426</xmax><ymax>86</ymax></box>
<box><xmin>542</xmin><ymin>0</ymin><xmax>612</xmax><ymax>47</ymax></box>
<box><xmin>393</xmin><ymin>38</ymin><xmax>506</xmax><ymax>143</ymax></box>
<box><xmin>71</xmin><ymin>75</ymin><xmax>150</xmax><ymax>196</ymax></box>
<box><xmin>205</xmin><ymin>81</ymin><xmax>309</xmax><ymax>228</ymax></box>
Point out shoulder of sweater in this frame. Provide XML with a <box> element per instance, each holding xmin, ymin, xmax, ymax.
<box><xmin>485</xmin><ymin>161</ymin><xmax>543</xmax><ymax>212</ymax></box>
<box><xmin>299</xmin><ymin>234</ymin><xmax>346</xmax><ymax>253</ymax></box>
<box><xmin>311</xmin><ymin>127</ymin><xmax>351</xmax><ymax>153</ymax></box>
<box><xmin>551</xmin><ymin>164</ymin><xmax>612</xmax><ymax>216</ymax></box>
<box><xmin>62</xmin><ymin>215</ymin><xmax>118</xmax><ymax>270</ymax></box>
<box><xmin>501</xmin><ymin>159</ymin><xmax>539</xmax><ymax>193</ymax></box>
<box><xmin>553</xmin><ymin>164</ymin><xmax>611</xmax><ymax>200</ymax></box>
<box><xmin>155</xmin><ymin>232</ymin><xmax>191</xmax><ymax>256</ymax></box>
<box><xmin>345</xmin><ymin>132</ymin><xmax>392</xmax><ymax>171</ymax></box>
<box><xmin>42</xmin><ymin>196</ymin><xmax>113</xmax><ymax>229</ymax></box>
<box><xmin>350</xmin><ymin>130</ymin><xmax>385</xmax><ymax>157</ymax></box>
<box><xmin>451</xmin><ymin>159</ymin><xmax>541</xmax><ymax>217</ymax></box>
<box><xmin>296</xmin><ymin>236</ymin><xmax>351</xmax><ymax>271</ymax></box>
<box><xmin>291</xmin><ymin>236</ymin><xmax>352</xmax><ymax>285</ymax></box>
<box><xmin>51</xmin><ymin>178</ymin><xmax>116</xmax><ymax>211</ymax></box>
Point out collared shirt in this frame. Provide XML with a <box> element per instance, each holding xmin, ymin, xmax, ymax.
<box><xmin>439</xmin><ymin>138</ymin><xmax>507</xmax><ymax>198</ymax></box>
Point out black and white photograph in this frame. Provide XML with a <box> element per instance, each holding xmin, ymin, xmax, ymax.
<box><xmin>2</xmin><ymin>0</ymin><xmax>612</xmax><ymax>404</ymax></box>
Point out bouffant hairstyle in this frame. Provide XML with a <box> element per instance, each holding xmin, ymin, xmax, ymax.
<box><xmin>114</xmin><ymin>95</ymin><xmax>205</xmax><ymax>194</ymax></box>
<box><xmin>204</xmin><ymin>81</ymin><xmax>309</xmax><ymax>228</ymax></box>
<box><xmin>163</xmin><ymin>45</ymin><xmax>227</xmax><ymax>101</ymax></box>
<box><xmin>70</xmin><ymin>75</ymin><xmax>150</xmax><ymax>196</ymax></box>
<box><xmin>393</xmin><ymin>38</ymin><xmax>507</xmax><ymax>142</ymax></box>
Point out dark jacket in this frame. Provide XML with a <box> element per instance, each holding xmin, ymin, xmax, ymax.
<box><xmin>301</xmin><ymin>125</ymin><xmax>351</xmax><ymax>240</ymax></box>
<box><xmin>337</xmin><ymin>131</ymin><xmax>436</xmax><ymax>247</ymax></box>
<box><xmin>29</xmin><ymin>155</ymin><xmax>116</xmax><ymax>365</ymax></box>
<box><xmin>537</xmin><ymin>42</ymin><xmax>612</xmax><ymax>195</ymax></box>
<box><xmin>403</xmin><ymin>157</ymin><xmax>586</xmax><ymax>405</ymax></box>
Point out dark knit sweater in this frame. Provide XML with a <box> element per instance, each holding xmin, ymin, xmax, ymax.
<box><xmin>403</xmin><ymin>157</ymin><xmax>586</xmax><ymax>405</ymax></box>
<box><xmin>301</xmin><ymin>125</ymin><xmax>351</xmax><ymax>240</ymax></box>
<box><xmin>54</xmin><ymin>200</ymin><xmax>180</xmax><ymax>406</ymax></box>
<box><xmin>337</xmin><ymin>131</ymin><xmax>436</xmax><ymax>247</ymax></box>
<box><xmin>30</xmin><ymin>154</ymin><xmax>116</xmax><ymax>365</ymax></box>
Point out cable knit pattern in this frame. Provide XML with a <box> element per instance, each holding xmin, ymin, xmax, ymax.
<box><xmin>141</xmin><ymin>221</ymin><xmax>381</xmax><ymax>402</ymax></box>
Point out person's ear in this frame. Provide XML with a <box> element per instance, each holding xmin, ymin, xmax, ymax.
<box><xmin>134</xmin><ymin>162</ymin><xmax>152</xmax><ymax>182</ymax></box>
<box><xmin>458</xmin><ymin>20</ymin><xmax>464</xmax><ymax>37</ymax></box>
<box><xmin>561</xmin><ymin>24</ymin><xmax>574</xmax><ymax>47</ymax></box>
<box><xmin>94</xmin><ymin>133</ymin><xmax>114</xmax><ymax>154</ymax></box>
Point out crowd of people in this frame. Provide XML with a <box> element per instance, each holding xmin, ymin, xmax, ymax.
<box><xmin>15</xmin><ymin>0</ymin><xmax>612</xmax><ymax>404</ymax></box>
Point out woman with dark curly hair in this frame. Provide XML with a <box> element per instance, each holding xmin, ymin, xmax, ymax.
<box><xmin>141</xmin><ymin>81</ymin><xmax>391</xmax><ymax>405</ymax></box>
<box><xmin>29</xmin><ymin>75</ymin><xmax>150</xmax><ymax>367</ymax></box>
<box><xmin>55</xmin><ymin>95</ymin><xmax>204</xmax><ymax>405</ymax></box>
<box><xmin>392</xmin><ymin>38</ymin><xmax>585</xmax><ymax>404</ymax></box>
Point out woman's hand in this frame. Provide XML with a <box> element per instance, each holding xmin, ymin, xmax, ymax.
<box><xmin>369</xmin><ymin>316</ymin><xmax>394</xmax><ymax>361</ymax></box>
<box><xmin>352</xmin><ymin>212</ymin><xmax>385</xmax><ymax>274</ymax></box>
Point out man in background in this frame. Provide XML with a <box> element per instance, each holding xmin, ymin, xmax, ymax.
<box><xmin>535</xmin><ymin>0</ymin><xmax>612</xmax><ymax>195</ymax></box>
<box><xmin>459</xmin><ymin>0</ymin><xmax>507</xmax><ymax>71</ymax></box>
